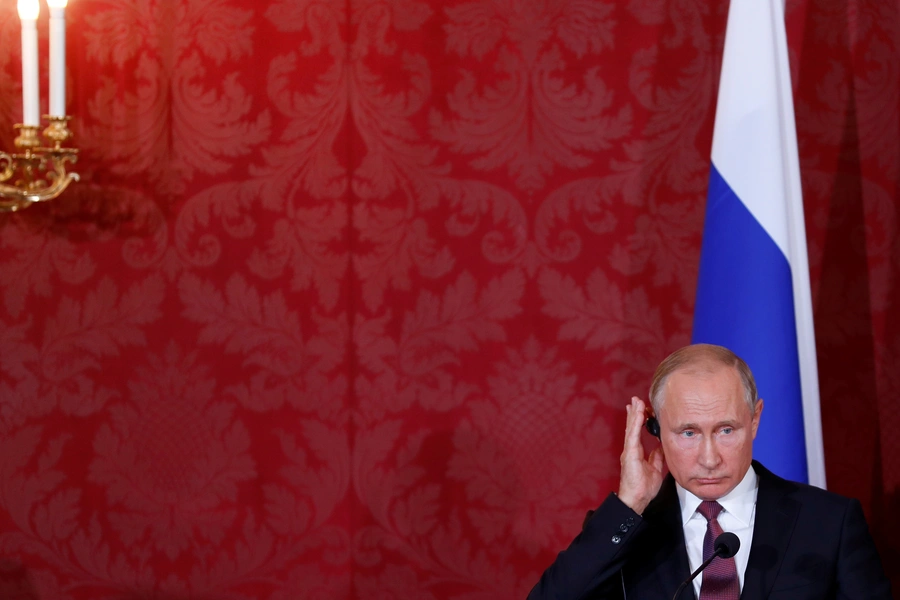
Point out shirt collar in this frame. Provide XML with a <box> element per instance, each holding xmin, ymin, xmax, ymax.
<box><xmin>676</xmin><ymin>464</ymin><xmax>759</xmax><ymax>526</ymax></box>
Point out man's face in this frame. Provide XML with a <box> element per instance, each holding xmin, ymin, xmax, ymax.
<box><xmin>657</xmin><ymin>365</ymin><xmax>762</xmax><ymax>500</ymax></box>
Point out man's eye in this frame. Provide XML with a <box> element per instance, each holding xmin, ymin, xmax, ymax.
<box><xmin>720</xmin><ymin>427</ymin><xmax>734</xmax><ymax>435</ymax></box>
<box><xmin>682</xmin><ymin>431</ymin><xmax>695</xmax><ymax>438</ymax></box>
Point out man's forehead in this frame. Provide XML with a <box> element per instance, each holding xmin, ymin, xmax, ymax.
<box><xmin>669</xmin><ymin>360</ymin><xmax>737</xmax><ymax>380</ymax></box>
<box><xmin>662</xmin><ymin>367</ymin><xmax>750</xmax><ymax>414</ymax></box>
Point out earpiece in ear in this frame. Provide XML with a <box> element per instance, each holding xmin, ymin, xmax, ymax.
<box><xmin>645</xmin><ymin>416</ymin><xmax>660</xmax><ymax>439</ymax></box>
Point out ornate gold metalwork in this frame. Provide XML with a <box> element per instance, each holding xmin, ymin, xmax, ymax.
<box><xmin>0</xmin><ymin>115</ymin><xmax>79</xmax><ymax>212</ymax></box>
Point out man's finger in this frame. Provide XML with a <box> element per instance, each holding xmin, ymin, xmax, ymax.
<box><xmin>623</xmin><ymin>396</ymin><xmax>645</xmax><ymax>454</ymax></box>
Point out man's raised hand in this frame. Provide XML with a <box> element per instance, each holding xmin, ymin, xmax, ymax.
<box><xmin>616</xmin><ymin>396</ymin><xmax>665</xmax><ymax>514</ymax></box>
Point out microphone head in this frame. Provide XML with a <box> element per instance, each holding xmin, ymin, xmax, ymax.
<box><xmin>714</xmin><ymin>532</ymin><xmax>741</xmax><ymax>559</ymax></box>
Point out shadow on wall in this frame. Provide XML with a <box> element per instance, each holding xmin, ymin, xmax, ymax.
<box><xmin>814</xmin><ymin>91</ymin><xmax>882</xmax><ymax>515</ymax></box>
<box><xmin>874</xmin><ymin>485</ymin><xmax>900</xmax><ymax>593</ymax></box>
<box><xmin>796</xmin><ymin>0</ymin><xmax>900</xmax><ymax>585</ymax></box>
<box><xmin>797</xmin><ymin>0</ymin><xmax>875</xmax><ymax>525</ymax></box>
<box><xmin>873</xmin><ymin>71</ymin><xmax>900</xmax><ymax>591</ymax></box>
<box><xmin>0</xmin><ymin>559</ymin><xmax>38</xmax><ymax>600</ymax></box>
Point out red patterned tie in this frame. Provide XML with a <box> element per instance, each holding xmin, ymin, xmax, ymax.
<box><xmin>697</xmin><ymin>501</ymin><xmax>740</xmax><ymax>600</ymax></box>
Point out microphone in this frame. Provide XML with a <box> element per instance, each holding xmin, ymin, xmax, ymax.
<box><xmin>670</xmin><ymin>532</ymin><xmax>740</xmax><ymax>600</ymax></box>
<box><xmin>714</xmin><ymin>532</ymin><xmax>741</xmax><ymax>558</ymax></box>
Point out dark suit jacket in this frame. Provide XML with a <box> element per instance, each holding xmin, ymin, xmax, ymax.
<box><xmin>527</xmin><ymin>461</ymin><xmax>892</xmax><ymax>599</ymax></box>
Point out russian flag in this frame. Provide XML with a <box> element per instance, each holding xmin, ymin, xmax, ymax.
<box><xmin>691</xmin><ymin>0</ymin><xmax>826</xmax><ymax>487</ymax></box>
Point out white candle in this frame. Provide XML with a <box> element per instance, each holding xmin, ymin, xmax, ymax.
<box><xmin>17</xmin><ymin>0</ymin><xmax>40</xmax><ymax>126</ymax></box>
<box><xmin>47</xmin><ymin>0</ymin><xmax>69</xmax><ymax>118</ymax></box>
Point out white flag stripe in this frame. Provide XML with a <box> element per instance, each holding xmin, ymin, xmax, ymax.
<box><xmin>711</xmin><ymin>0</ymin><xmax>790</xmax><ymax>260</ymax></box>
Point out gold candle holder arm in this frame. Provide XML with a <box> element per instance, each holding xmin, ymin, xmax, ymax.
<box><xmin>0</xmin><ymin>117</ymin><xmax>79</xmax><ymax>212</ymax></box>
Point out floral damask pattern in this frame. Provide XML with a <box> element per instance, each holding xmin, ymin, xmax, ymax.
<box><xmin>79</xmin><ymin>0</ymin><xmax>271</xmax><ymax>196</ymax></box>
<box><xmin>0</xmin><ymin>0</ymin><xmax>897</xmax><ymax>598</ymax></box>
<box><xmin>448</xmin><ymin>337</ymin><xmax>617</xmax><ymax>555</ymax></box>
<box><xmin>432</xmin><ymin>0</ymin><xmax>629</xmax><ymax>193</ymax></box>
<box><xmin>89</xmin><ymin>344</ymin><xmax>256</xmax><ymax>560</ymax></box>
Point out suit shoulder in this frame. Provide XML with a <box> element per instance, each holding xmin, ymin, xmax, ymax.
<box><xmin>785</xmin><ymin>479</ymin><xmax>854</xmax><ymax>508</ymax></box>
<box><xmin>756</xmin><ymin>462</ymin><xmax>857</xmax><ymax>512</ymax></box>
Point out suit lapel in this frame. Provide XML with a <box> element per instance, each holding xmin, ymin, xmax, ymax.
<box><xmin>639</xmin><ymin>476</ymin><xmax>695</xmax><ymax>599</ymax></box>
<box><xmin>741</xmin><ymin>461</ymin><xmax>800</xmax><ymax>599</ymax></box>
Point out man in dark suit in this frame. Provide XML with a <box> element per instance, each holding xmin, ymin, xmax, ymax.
<box><xmin>527</xmin><ymin>344</ymin><xmax>892</xmax><ymax>599</ymax></box>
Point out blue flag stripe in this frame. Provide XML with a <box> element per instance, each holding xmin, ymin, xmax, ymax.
<box><xmin>693</xmin><ymin>164</ymin><xmax>808</xmax><ymax>483</ymax></box>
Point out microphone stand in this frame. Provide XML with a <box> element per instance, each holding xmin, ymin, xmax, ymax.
<box><xmin>670</xmin><ymin>548</ymin><xmax>727</xmax><ymax>600</ymax></box>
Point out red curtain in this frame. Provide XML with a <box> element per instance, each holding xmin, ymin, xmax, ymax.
<box><xmin>0</xmin><ymin>0</ymin><xmax>897</xmax><ymax>598</ymax></box>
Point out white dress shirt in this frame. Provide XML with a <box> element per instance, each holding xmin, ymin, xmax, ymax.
<box><xmin>676</xmin><ymin>465</ymin><xmax>759</xmax><ymax>598</ymax></box>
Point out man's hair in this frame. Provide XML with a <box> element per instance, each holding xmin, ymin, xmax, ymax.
<box><xmin>648</xmin><ymin>344</ymin><xmax>758</xmax><ymax>415</ymax></box>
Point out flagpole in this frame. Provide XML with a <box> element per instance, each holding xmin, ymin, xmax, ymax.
<box><xmin>769</xmin><ymin>0</ymin><xmax>826</xmax><ymax>489</ymax></box>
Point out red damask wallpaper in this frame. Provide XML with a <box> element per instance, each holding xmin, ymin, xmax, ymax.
<box><xmin>0</xmin><ymin>0</ymin><xmax>898</xmax><ymax>598</ymax></box>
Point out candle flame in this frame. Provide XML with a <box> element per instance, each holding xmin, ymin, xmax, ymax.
<box><xmin>17</xmin><ymin>0</ymin><xmax>40</xmax><ymax>20</ymax></box>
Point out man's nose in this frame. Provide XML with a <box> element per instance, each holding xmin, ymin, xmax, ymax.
<box><xmin>698</xmin><ymin>437</ymin><xmax>721</xmax><ymax>469</ymax></box>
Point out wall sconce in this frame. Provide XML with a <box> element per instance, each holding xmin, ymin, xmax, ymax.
<box><xmin>1</xmin><ymin>0</ymin><xmax>78</xmax><ymax>213</ymax></box>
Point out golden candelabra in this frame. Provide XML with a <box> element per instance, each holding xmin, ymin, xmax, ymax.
<box><xmin>0</xmin><ymin>116</ymin><xmax>78</xmax><ymax>212</ymax></box>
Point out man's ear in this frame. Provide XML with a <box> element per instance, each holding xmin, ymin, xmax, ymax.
<box><xmin>751</xmin><ymin>398</ymin><xmax>764</xmax><ymax>438</ymax></box>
